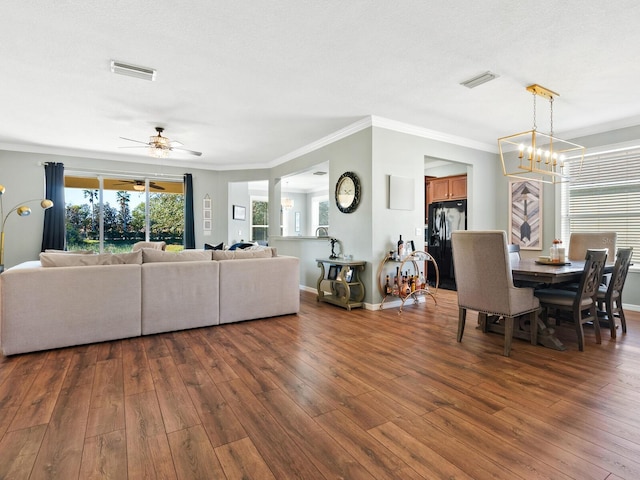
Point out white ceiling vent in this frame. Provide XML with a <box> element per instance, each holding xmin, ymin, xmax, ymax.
<box><xmin>460</xmin><ymin>71</ymin><xmax>498</xmax><ymax>89</ymax></box>
<box><xmin>110</xmin><ymin>60</ymin><xmax>156</xmax><ymax>81</ymax></box>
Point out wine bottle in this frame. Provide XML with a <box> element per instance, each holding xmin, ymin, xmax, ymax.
<box><xmin>397</xmin><ymin>235</ymin><xmax>404</xmax><ymax>258</ymax></box>
<box><xmin>385</xmin><ymin>275</ymin><xmax>392</xmax><ymax>295</ymax></box>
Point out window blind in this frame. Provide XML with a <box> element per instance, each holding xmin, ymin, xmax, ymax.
<box><xmin>560</xmin><ymin>147</ymin><xmax>640</xmax><ymax>256</ymax></box>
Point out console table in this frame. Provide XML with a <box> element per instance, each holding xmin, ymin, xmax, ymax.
<box><xmin>316</xmin><ymin>258</ymin><xmax>366</xmax><ymax>310</ymax></box>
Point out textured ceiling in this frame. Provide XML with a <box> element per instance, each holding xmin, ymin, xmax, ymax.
<box><xmin>2</xmin><ymin>1</ymin><xmax>640</xmax><ymax>171</ymax></box>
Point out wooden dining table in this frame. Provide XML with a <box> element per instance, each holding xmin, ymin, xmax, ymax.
<box><xmin>511</xmin><ymin>258</ymin><xmax>603</xmax><ymax>285</ymax></box>
<box><xmin>482</xmin><ymin>258</ymin><xmax>614</xmax><ymax>351</ymax></box>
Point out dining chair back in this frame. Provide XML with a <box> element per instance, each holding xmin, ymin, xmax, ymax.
<box><xmin>568</xmin><ymin>232</ymin><xmax>616</xmax><ymax>261</ymax></box>
<box><xmin>451</xmin><ymin>230</ymin><xmax>540</xmax><ymax>356</ymax></box>
<box><xmin>597</xmin><ymin>247</ymin><xmax>633</xmax><ymax>338</ymax></box>
<box><xmin>535</xmin><ymin>248</ymin><xmax>608</xmax><ymax>351</ymax></box>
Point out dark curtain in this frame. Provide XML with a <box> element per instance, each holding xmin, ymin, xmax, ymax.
<box><xmin>184</xmin><ymin>173</ymin><xmax>195</xmax><ymax>249</ymax></box>
<box><xmin>41</xmin><ymin>162</ymin><xmax>66</xmax><ymax>251</ymax></box>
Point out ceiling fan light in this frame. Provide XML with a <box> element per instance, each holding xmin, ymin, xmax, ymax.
<box><xmin>133</xmin><ymin>183</ymin><xmax>146</xmax><ymax>191</ymax></box>
<box><xmin>149</xmin><ymin>145</ymin><xmax>169</xmax><ymax>158</ymax></box>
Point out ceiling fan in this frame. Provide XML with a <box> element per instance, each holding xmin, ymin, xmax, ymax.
<box><xmin>113</xmin><ymin>180</ymin><xmax>165</xmax><ymax>191</ymax></box>
<box><xmin>120</xmin><ymin>127</ymin><xmax>202</xmax><ymax>157</ymax></box>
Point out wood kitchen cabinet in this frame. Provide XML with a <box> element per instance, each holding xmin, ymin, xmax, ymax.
<box><xmin>427</xmin><ymin>174</ymin><xmax>467</xmax><ymax>202</ymax></box>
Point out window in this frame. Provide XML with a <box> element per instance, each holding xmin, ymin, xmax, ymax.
<box><xmin>251</xmin><ymin>197</ymin><xmax>268</xmax><ymax>242</ymax></box>
<box><xmin>560</xmin><ymin>147</ymin><xmax>640</xmax><ymax>257</ymax></box>
<box><xmin>64</xmin><ymin>175</ymin><xmax>184</xmax><ymax>252</ymax></box>
<box><xmin>311</xmin><ymin>195</ymin><xmax>329</xmax><ymax>235</ymax></box>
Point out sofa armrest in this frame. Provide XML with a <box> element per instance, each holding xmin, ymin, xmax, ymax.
<box><xmin>1</xmin><ymin>264</ymin><xmax>142</xmax><ymax>355</ymax></box>
<box><xmin>218</xmin><ymin>256</ymin><xmax>300</xmax><ymax>324</ymax></box>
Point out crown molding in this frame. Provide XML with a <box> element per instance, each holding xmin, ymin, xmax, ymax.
<box><xmin>370</xmin><ymin>116</ymin><xmax>497</xmax><ymax>153</ymax></box>
<box><xmin>265</xmin><ymin>117</ymin><xmax>374</xmax><ymax>169</ymax></box>
<box><xmin>265</xmin><ymin>115</ymin><xmax>498</xmax><ymax>170</ymax></box>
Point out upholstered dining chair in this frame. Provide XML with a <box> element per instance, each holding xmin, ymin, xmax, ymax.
<box><xmin>451</xmin><ymin>230</ymin><xmax>540</xmax><ymax>356</ymax></box>
<box><xmin>535</xmin><ymin>249</ymin><xmax>608</xmax><ymax>351</ymax></box>
<box><xmin>568</xmin><ymin>232</ymin><xmax>616</xmax><ymax>261</ymax></box>
<box><xmin>597</xmin><ymin>247</ymin><xmax>633</xmax><ymax>338</ymax></box>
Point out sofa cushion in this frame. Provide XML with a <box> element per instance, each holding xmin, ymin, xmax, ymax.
<box><xmin>44</xmin><ymin>249</ymin><xmax>95</xmax><ymax>254</ymax></box>
<box><xmin>211</xmin><ymin>247</ymin><xmax>275</xmax><ymax>260</ymax></box>
<box><xmin>141</xmin><ymin>248</ymin><xmax>212</xmax><ymax>262</ymax></box>
<box><xmin>40</xmin><ymin>250</ymin><xmax>142</xmax><ymax>267</ymax></box>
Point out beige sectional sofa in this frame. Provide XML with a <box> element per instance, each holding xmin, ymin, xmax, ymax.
<box><xmin>0</xmin><ymin>247</ymin><xmax>300</xmax><ymax>355</ymax></box>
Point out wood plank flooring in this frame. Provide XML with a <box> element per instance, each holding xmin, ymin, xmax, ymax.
<box><xmin>1</xmin><ymin>289</ymin><xmax>640</xmax><ymax>479</ymax></box>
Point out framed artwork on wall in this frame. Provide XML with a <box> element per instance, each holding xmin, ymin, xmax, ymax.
<box><xmin>509</xmin><ymin>180</ymin><xmax>542</xmax><ymax>250</ymax></box>
<box><xmin>232</xmin><ymin>204</ymin><xmax>246</xmax><ymax>221</ymax></box>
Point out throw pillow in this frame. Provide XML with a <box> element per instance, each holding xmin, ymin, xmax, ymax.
<box><xmin>211</xmin><ymin>249</ymin><xmax>272</xmax><ymax>260</ymax></box>
<box><xmin>141</xmin><ymin>248</ymin><xmax>212</xmax><ymax>262</ymax></box>
<box><xmin>228</xmin><ymin>242</ymin><xmax>256</xmax><ymax>250</ymax></box>
<box><xmin>204</xmin><ymin>242</ymin><xmax>224</xmax><ymax>250</ymax></box>
<box><xmin>40</xmin><ymin>250</ymin><xmax>142</xmax><ymax>267</ymax></box>
<box><xmin>247</xmin><ymin>245</ymin><xmax>277</xmax><ymax>257</ymax></box>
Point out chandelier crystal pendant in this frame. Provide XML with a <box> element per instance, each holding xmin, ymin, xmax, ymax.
<box><xmin>149</xmin><ymin>130</ymin><xmax>171</xmax><ymax>158</ymax></box>
<box><xmin>498</xmin><ymin>84</ymin><xmax>585</xmax><ymax>184</ymax></box>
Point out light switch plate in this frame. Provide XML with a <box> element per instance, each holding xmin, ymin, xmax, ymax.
<box><xmin>415</xmin><ymin>227</ymin><xmax>422</xmax><ymax>236</ymax></box>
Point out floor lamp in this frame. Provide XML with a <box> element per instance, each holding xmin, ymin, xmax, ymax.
<box><xmin>0</xmin><ymin>184</ymin><xmax>54</xmax><ymax>273</ymax></box>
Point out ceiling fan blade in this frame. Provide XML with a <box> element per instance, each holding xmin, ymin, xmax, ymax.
<box><xmin>119</xmin><ymin>137</ymin><xmax>149</xmax><ymax>145</ymax></box>
<box><xmin>118</xmin><ymin>146</ymin><xmax>149</xmax><ymax>149</ymax></box>
<box><xmin>149</xmin><ymin>183</ymin><xmax>165</xmax><ymax>190</ymax></box>
<box><xmin>169</xmin><ymin>140</ymin><xmax>183</xmax><ymax>147</ymax></box>
<box><xmin>172</xmin><ymin>146</ymin><xmax>203</xmax><ymax>156</ymax></box>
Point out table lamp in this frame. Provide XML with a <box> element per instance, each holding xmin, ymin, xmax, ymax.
<box><xmin>0</xmin><ymin>184</ymin><xmax>54</xmax><ymax>273</ymax></box>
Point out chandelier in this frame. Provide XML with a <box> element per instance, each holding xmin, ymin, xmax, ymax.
<box><xmin>149</xmin><ymin>131</ymin><xmax>171</xmax><ymax>158</ymax></box>
<box><xmin>282</xmin><ymin>197</ymin><xmax>294</xmax><ymax>210</ymax></box>
<box><xmin>498</xmin><ymin>84</ymin><xmax>585</xmax><ymax>184</ymax></box>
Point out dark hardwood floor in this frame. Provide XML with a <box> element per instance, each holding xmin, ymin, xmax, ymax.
<box><xmin>1</xmin><ymin>289</ymin><xmax>640</xmax><ymax>479</ymax></box>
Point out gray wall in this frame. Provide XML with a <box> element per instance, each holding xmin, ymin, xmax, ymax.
<box><xmin>273</xmin><ymin>126</ymin><xmax>498</xmax><ymax>305</ymax></box>
<box><xmin>2</xmin><ymin>121</ymin><xmax>639</xmax><ymax>309</ymax></box>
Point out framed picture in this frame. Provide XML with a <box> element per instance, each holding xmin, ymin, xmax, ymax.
<box><xmin>344</xmin><ymin>267</ymin><xmax>353</xmax><ymax>282</ymax></box>
<box><xmin>232</xmin><ymin>205</ymin><xmax>246</xmax><ymax>221</ymax></box>
<box><xmin>509</xmin><ymin>180</ymin><xmax>542</xmax><ymax>250</ymax></box>
<box><xmin>203</xmin><ymin>196</ymin><xmax>211</xmax><ymax>210</ymax></box>
<box><xmin>203</xmin><ymin>219</ymin><xmax>212</xmax><ymax>230</ymax></box>
<box><xmin>328</xmin><ymin>265</ymin><xmax>341</xmax><ymax>280</ymax></box>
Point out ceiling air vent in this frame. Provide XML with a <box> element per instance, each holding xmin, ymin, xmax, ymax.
<box><xmin>460</xmin><ymin>71</ymin><xmax>498</xmax><ymax>89</ymax></box>
<box><xmin>110</xmin><ymin>60</ymin><xmax>156</xmax><ymax>81</ymax></box>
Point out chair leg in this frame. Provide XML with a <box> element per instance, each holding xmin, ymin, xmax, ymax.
<box><xmin>503</xmin><ymin>316</ymin><xmax>514</xmax><ymax>357</ymax></box>
<box><xmin>575</xmin><ymin>308</ymin><xmax>585</xmax><ymax>352</ymax></box>
<box><xmin>457</xmin><ymin>308</ymin><xmax>466</xmax><ymax>342</ymax></box>
<box><xmin>529</xmin><ymin>310</ymin><xmax>538</xmax><ymax>346</ymax></box>
<box><xmin>591</xmin><ymin>305</ymin><xmax>602</xmax><ymax>345</ymax></box>
<box><xmin>478</xmin><ymin>312</ymin><xmax>488</xmax><ymax>333</ymax></box>
<box><xmin>617</xmin><ymin>299</ymin><xmax>627</xmax><ymax>334</ymax></box>
<box><xmin>606</xmin><ymin>300</ymin><xmax>617</xmax><ymax>339</ymax></box>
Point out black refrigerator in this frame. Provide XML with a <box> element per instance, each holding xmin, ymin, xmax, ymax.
<box><xmin>427</xmin><ymin>199</ymin><xmax>467</xmax><ymax>290</ymax></box>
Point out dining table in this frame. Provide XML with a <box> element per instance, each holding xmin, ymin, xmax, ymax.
<box><xmin>511</xmin><ymin>258</ymin><xmax>609</xmax><ymax>285</ymax></box>
<box><xmin>482</xmin><ymin>258</ymin><xmax>614</xmax><ymax>351</ymax></box>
